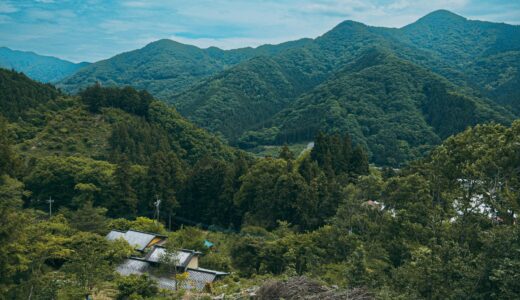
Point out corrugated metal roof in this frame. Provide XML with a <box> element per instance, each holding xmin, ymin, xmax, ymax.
<box><xmin>106</xmin><ymin>230</ymin><xmax>125</xmax><ymax>241</ymax></box>
<box><xmin>106</xmin><ymin>230</ymin><xmax>161</xmax><ymax>251</ymax></box>
<box><xmin>187</xmin><ymin>269</ymin><xmax>217</xmax><ymax>289</ymax></box>
<box><xmin>195</xmin><ymin>267</ymin><xmax>229</xmax><ymax>276</ymax></box>
<box><xmin>115</xmin><ymin>259</ymin><xmax>228</xmax><ymax>291</ymax></box>
<box><xmin>145</xmin><ymin>246</ymin><xmax>193</xmax><ymax>267</ymax></box>
<box><xmin>116</xmin><ymin>258</ymin><xmax>149</xmax><ymax>276</ymax></box>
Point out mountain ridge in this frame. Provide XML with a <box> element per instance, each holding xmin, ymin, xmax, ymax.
<box><xmin>0</xmin><ymin>47</ymin><xmax>89</xmax><ymax>83</ymax></box>
<box><xmin>55</xmin><ymin>10</ymin><xmax>520</xmax><ymax>166</ymax></box>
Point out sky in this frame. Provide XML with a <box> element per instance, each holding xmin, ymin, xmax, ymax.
<box><xmin>1</xmin><ymin>0</ymin><xmax>519</xmax><ymax>63</ymax></box>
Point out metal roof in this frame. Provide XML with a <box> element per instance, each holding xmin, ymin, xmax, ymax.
<box><xmin>195</xmin><ymin>267</ymin><xmax>229</xmax><ymax>276</ymax></box>
<box><xmin>114</xmin><ymin>258</ymin><xmax>226</xmax><ymax>291</ymax></box>
<box><xmin>106</xmin><ymin>230</ymin><xmax>125</xmax><ymax>241</ymax></box>
<box><xmin>106</xmin><ymin>230</ymin><xmax>163</xmax><ymax>251</ymax></box>
<box><xmin>145</xmin><ymin>246</ymin><xmax>194</xmax><ymax>267</ymax></box>
<box><xmin>116</xmin><ymin>258</ymin><xmax>149</xmax><ymax>276</ymax></box>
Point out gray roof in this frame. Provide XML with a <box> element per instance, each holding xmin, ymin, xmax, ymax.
<box><xmin>116</xmin><ymin>258</ymin><xmax>149</xmax><ymax>276</ymax></box>
<box><xmin>106</xmin><ymin>230</ymin><xmax>163</xmax><ymax>251</ymax></box>
<box><xmin>106</xmin><ymin>230</ymin><xmax>125</xmax><ymax>241</ymax></box>
<box><xmin>115</xmin><ymin>258</ymin><xmax>227</xmax><ymax>291</ymax></box>
<box><xmin>145</xmin><ymin>246</ymin><xmax>197</xmax><ymax>268</ymax></box>
<box><xmin>196</xmin><ymin>267</ymin><xmax>229</xmax><ymax>277</ymax></box>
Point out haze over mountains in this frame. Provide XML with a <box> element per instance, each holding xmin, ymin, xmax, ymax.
<box><xmin>0</xmin><ymin>47</ymin><xmax>89</xmax><ymax>83</ymax></box>
<box><xmin>3</xmin><ymin>10</ymin><xmax>519</xmax><ymax>166</ymax></box>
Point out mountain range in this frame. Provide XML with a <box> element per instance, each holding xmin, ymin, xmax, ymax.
<box><xmin>3</xmin><ymin>10</ymin><xmax>519</xmax><ymax>166</ymax></box>
<box><xmin>0</xmin><ymin>47</ymin><xmax>89</xmax><ymax>83</ymax></box>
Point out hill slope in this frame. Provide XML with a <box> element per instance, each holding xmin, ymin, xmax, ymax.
<box><xmin>239</xmin><ymin>50</ymin><xmax>513</xmax><ymax>165</ymax></box>
<box><xmin>0</xmin><ymin>47</ymin><xmax>89</xmax><ymax>82</ymax></box>
<box><xmin>56</xmin><ymin>10</ymin><xmax>520</xmax><ymax>166</ymax></box>
<box><xmin>58</xmin><ymin>39</ymin><xmax>311</xmax><ymax>99</ymax></box>
<box><xmin>1</xmin><ymin>69</ymin><xmax>237</xmax><ymax>165</ymax></box>
<box><xmin>396</xmin><ymin>10</ymin><xmax>520</xmax><ymax>112</ymax></box>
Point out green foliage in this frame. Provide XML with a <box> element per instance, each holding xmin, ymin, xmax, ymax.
<box><xmin>59</xmin><ymin>11</ymin><xmax>513</xmax><ymax>169</ymax></box>
<box><xmin>0</xmin><ymin>68</ymin><xmax>59</xmax><ymax>120</ymax></box>
<box><xmin>168</xmin><ymin>227</ymin><xmax>206</xmax><ymax>252</ymax></box>
<box><xmin>254</xmin><ymin>50</ymin><xmax>513</xmax><ymax>166</ymax></box>
<box><xmin>80</xmin><ymin>84</ymin><xmax>153</xmax><ymax>117</ymax></box>
<box><xmin>58</xmin><ymin>38</ymin><xmax>308</xmax><ymax>98</ymax></box>
<box><xmin>116</xmin><ymin>274</ymin><xmax>159</xmax><ymax>300</ymax></box>
<box><xmin>108</xmin><ymin>217</ymin><xmax>167</xmax><ymax>234</ymax></box>
<box><xmin>62</xmin><ymin>201</ymin><xmax>109</xmax><ymax>234</ymax></box>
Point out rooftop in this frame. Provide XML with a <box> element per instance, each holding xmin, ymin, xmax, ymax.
<box><xmin>106</xmin><ymin>229</ymin><xmax>166</xmax><ymax>251</ymax></box>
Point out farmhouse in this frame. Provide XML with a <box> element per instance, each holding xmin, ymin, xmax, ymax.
<box><xmin>106</xmin><ymin>230</ymin><xmax>228</xmax><ymax>291</ymax></box>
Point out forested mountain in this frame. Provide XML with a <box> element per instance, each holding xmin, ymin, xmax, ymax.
<box><xmin>3</xmin><ymin>67</ymin><xmax>520</xmax><ymax>298</ymax></box>
<box><xmin>57</xmin><ymin>10</ymin><xmax>520</xmax><ymax>167</ymax></box>
<box><xmin>239</xmin><ymin>49</ymin><xmax>514</xmax><ymax>165</ymax></box>
<box><xmin>170</xmin><ymin>11</ymin><xmax>519</xmax><ymax>165</ymax></box>
<box><xmin>0</xmin><ymin>68</ymin><xmax>60</xmax><ymax>120</ymax></box>
<box><xmin>1</xmin><ymin>69</ymin><xmax>239</xmax><ymax>219</ymax></box>
<box><xmin>0</xmin><ymin>47</ymin><xmax>89</xmax><ymax>82</ymax></box>
<box><xmin>396</xmin><ymin>10</ymin><xmax>520</xmax><ymax>112</ymax></box>
<box><xmin>58</xmin><ymin>38</ymin><xmax>311</xmax><ymax>99</ymax></box>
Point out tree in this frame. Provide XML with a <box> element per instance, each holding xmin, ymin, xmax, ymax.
<box><xmin>181</xmin><ymin>156</ymin><xmax>232</xmax><ymax>226</ymax></box>
<box><xmin>159</xmin><ymin>239</ymin><xmax>181</xmax><ymax>290</ymax></box>
<box><xmin>112</xmin><ymin>155</ymin><xmax>137</xmax><ymax>217</ymax></box>
<box><xmin>65</xmin><ymin>201</ymin><xmax>109</xmax><ymax>234</ymax></box>
<box><xmin>0</xmin><ymin>117</ymin><xmax>16</xmax><ymax>176</ymax></box>
<box><xmin>147</xmin><ymin>151</ymin><xmax>184</xmax><ymax>229</ymax></box>
<box><xmin>62</xmin><ymin>232</ymin><xmax>128</xmax><ymax>299</ymax></box>
<box><xmin>116</xmin><ymin>274</ymin><xmax>158</xmax><ymax>300</ymax></box>
<box><xmin>278</xmin><ymin>145</ymin><xmax>294</xmax><ymax>161</ymax></box>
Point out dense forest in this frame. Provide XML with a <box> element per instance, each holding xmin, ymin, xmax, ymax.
<box><xmin>56</xmin><ymin>11</ymin><xmax>520</xmax><ymax>167</ymax></box>
<box><xmin>1</xmin><ymin>8</ymin><xmax>520</xmax><ymax>300</ymax></box>
<box><xmin>1</xmin><ymin>68</ymin><xmax>520</xmax><ymax>299</ymax></box>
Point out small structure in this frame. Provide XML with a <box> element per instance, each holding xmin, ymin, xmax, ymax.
<box><xmin>145</xmin><ymin>245</ymin><xmax>201</xmax><ymax>271</ymax></box>
<box><xmin>106</xmin><ymin>229</ymin><xmax>166</xmax><ymax>252</ymax></box>
<box><xmin>108</xmin><ymin>230</ymin><xmax>228</xmax><ymax>291</ymax></box>
<box><xmin>204</xmin><ymin>240</ymin><xmax>215</xmax><ymax>249</ymax></box>
<box><xmin>116</xmin><ymin>256</ymin><xmax>228</xmax><ymax>291</ymax></box>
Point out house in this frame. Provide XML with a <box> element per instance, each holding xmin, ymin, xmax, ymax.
<box><xmin>116</xmin><ymin>257</ymin><xmax>229</xmax><ymax>291</ymax></box>
<box><xmin>144</xmin><ymin>245</ymin><xmax>201</xmax><ymax>271</ymax></box>
<box><xmin>106</xmin><ymin>229</ymin><xmax>166</xmax><ymax>252</ymax></box>
<box><xmin>107</xmin><ymin>230</ymin><xmax>229</xmax><ymax>291</ymax></box>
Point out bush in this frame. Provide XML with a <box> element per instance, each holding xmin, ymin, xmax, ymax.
<box><xmin>116</xmin><ymin>274</ymin><xmax>158</xmax><ymax>300</ymax></box>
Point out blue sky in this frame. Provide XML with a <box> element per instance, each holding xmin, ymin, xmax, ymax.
<box><xmin>1</xmin><ymin>0</ymin><xmax>519</xmax><ymax>62</ymax></box>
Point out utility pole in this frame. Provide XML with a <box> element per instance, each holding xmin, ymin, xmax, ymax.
<box><xmin>154</xmin><ymin>196</ymin><xmax>161</xmax><ymax>224</ymax></box>
<box><xmin>46</xmin><ymin>197</ymin><xmax>54</xmax><ymax>217</ymax></box>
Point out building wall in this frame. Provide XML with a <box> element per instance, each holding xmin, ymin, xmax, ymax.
<box><xmin>147</xmin><ymin>237</ymin><xmax>165</xmax><ymax>248</ymax></box>
<box><xmin>187</xmin><ymin>255</ymin><xmax>199</xmax><ymax>269</ymax></box>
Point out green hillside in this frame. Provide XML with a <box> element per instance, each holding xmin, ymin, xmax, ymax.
<box><xmin>0</xmin><ymin>69</ymin><xmax>235</xmax><ymax>169</ymax></box>
<box><xmin>239</xmin><ymin>49</ymin><xmax>513</xmax><ymax>166</ymax></box>
<box><xmin>396</xmin><ymin>10</ymin><xmax>520</xmax><ymax>110</ymax></box>
<box><xmin>172</xmin><ymin>20</ymin><xmax>434</xmax><ymax>142</ymax></box>
<box><xmin>54</xmin><ymin>10</ymin><xmax>520</xmax><ymax>166</ymax></box>
<box><xmin>0</xmin><ymin>69</ymin><xmax>60</xmax><ymax>120</ymax></box>
<box><xmin>58</xmin><ymin>39</ymin><xmax>311</xmax><ymax>100</ymax></box>
<box><xmin>0</xmin><ymin>47</ymin><xmax>89</xmax><ymax>82</ymax></box>
<box><xmin>171</xmin><ymin>12</ymin><xmax>516</xmax><ymax>144</ymax></box>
